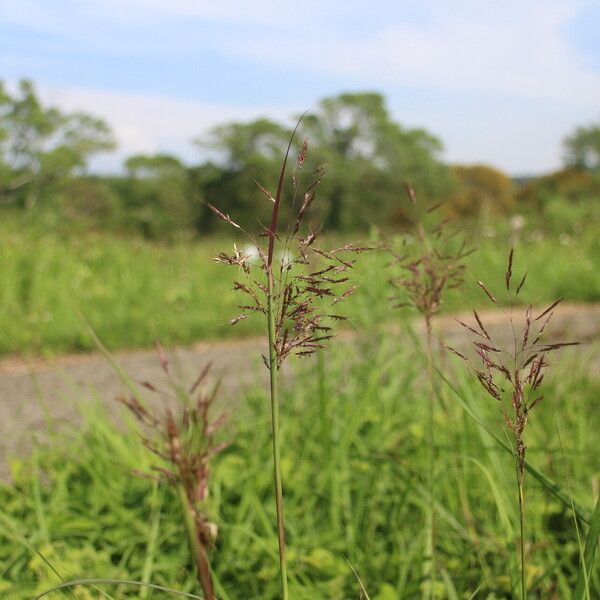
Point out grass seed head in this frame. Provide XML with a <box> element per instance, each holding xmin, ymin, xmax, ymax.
<box><xmin>448</xmin><ymin>249</ymin><xmax>579</xmax><ymax>474</ymax></box>
<box><xmin>119</xmin><ymin>352</ymin><xmax>228</xmax><ymax>541</ymax></box>
<box><xmin>211</xmin><ymin>133</ymin><xmax>369</xmax><ymax>369</ymax></box>
<box><xmin>384</xmin><ymin>184</ymin><xmax>471</xmax><ymax>327</ymax></box>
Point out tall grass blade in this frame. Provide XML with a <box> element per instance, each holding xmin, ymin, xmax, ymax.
<box><xmin>76</xmin><ymin>307</ymin><xmax>146</xmax><ymax>405</ymax></box>
<box><xmin>0</xmin><ymin>513</ymin><xmax>74</xmax><ymax>598</ymax></box>
<box><xmin>574</xmin><ymin>495</ymin><xmax>600</xmax><ymax>599</ymax></box>
<box><xmin>440</xmin><ymin>568</ymin><xmax>459</xmax><ymax>600</ymax></box>
<box><xmin>557</xmin><ymin>424</ymin><xmax>588</xmax><ymax>599</ymax></box>
<box><xmin>346</xmin><ymin>560</ymin><xmax>371</xmax><ymax>600</ymax></box>
<box><xmin>33</xmin><ymin>579</ymin><xmax>205</xmax><ymax>599</ymax></box>
<box><xmin>140</xmin><ymin>482</ymin><xmax>161</xmax><ymax>599</ymax></box>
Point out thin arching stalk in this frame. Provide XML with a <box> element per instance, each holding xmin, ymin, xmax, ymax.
<box><xmin>517</xmin><ymin>461</ymin><xmax>526</xmax><ymax>599</ymax></box>
<box><xmin>424</xmin><ymin>315</ymin><xmax>436</xmax><ymax>599</ymax></box>
<box><xmin>267</xmin><ymin>268</ymin><xmax>289</xmax><ymax>600</ymax></box>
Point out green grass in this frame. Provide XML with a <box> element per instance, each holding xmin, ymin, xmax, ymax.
<box><xmin>1</xmin><ymin>207</ymin><xmax>599</xmax><ymax>356</ymax></box>
<box><xmin>1</xmin><ymin>331</ymin><xmax>599</xmax><ymax>598</ymax></box>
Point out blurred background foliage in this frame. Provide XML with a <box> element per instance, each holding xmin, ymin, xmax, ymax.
<box><xmin>2</xmin><ymin>79</ymin><xmax>598</xmax><ymax>240</ymax></box>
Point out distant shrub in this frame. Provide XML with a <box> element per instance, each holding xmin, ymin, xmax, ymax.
<box><xmin>58</xmin><ymin>178</ymin><xmax>123</xmax><ymax>228</ymax></box>
<box><xmin>447</xmin><ymin>164</ymin><xmax>514</xmax><ymax>216</ymax></box>
<box><xmin>517</xmin><ymin>168</ymin><xmax>600</xmax><ymax>204</ymax></box>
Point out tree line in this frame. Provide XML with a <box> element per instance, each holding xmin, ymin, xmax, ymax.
<box><xmin>1</xmin><ymin>79</ymin><xmax>598</xmax><ymax>238</ymax></box>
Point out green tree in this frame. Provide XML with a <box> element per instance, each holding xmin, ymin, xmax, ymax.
<box><xmin>0</xmin><ymin>79</ymin><xmax>115</xmax><ymax>208</ymax></box>
<box><xmin>123</xmin><ymin>153</ymin><xmax>193</xmax><ymax>238</ymax></box>
<box><xmin>194</xmin><ymin>95</ymin><xmax>454</xmax><ymax>232</ymax></box>
<box><xmin>57</xmin><ymin>177</ymin><xmax>122</xmax><ymax>228</ymax></box>
<box><xmin>298</xmin><ymin>92</ymin><xmax>454</xmax><ymax>229</ymax></box>
<box><xmin>195</xmin><ymin>118</ymin><xmax>291</xmax><ymax>229</ymax></box>
<box><xmin>564</xmin><ymin>120</ymin><xmax>600</xmax><ymax>171</ymax></box>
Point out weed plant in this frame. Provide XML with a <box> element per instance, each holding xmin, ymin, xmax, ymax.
<box><xmin>446</xmin><ymin>250</ymin><xmax>581</xmax><ymax>598</ymax></box>
<box><xmin>208</xmin><ymin>126</ymin><xmax>367</xmax><ymax>597</ymax></box>
<box><xmin>383</xmin><ymin>183</ymin><xmax>471</xmax><ymax>597</ymax></box>
<box><xmin>119</xmin><ymin>344</ymin><xmax>229</xmax><ymax>599</ymax></box>
<box><xmin>0</xmin><ymin>141</ymin><xmax>599</xmax><ymax>600</ymax></box>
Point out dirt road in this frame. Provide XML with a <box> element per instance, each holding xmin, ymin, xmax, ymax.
<box><xmin>1</xmin><ymin>303</ymin><xmax>599</xmax><ymax>479</ymax></box>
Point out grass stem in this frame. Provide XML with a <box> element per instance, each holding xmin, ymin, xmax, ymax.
<box><xmin>424</xmin><ymin>317</ymin><xmax>436</xmax><ymax>599</ymax></box>
<box><xmin>517</xmin><ymin>467</ymin><xmax>526</xmax><ymax>600</ymax></box>
<box><xmin>267</xmin><ymin>268</ymin><xmax>289</xmax><ymax>600</ymax></box>
<box><xmin>178</xmin><ymin>485</ymin><xmax>215</xmax><ymax>600</ymax></box>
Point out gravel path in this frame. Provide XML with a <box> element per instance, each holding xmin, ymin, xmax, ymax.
<box><xmin>1</xmin><ymin>303</ymin><xmax>599</xmax><ymax>479</ymax></box>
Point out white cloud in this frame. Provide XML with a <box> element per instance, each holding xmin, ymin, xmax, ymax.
<box><xmin>0</xmin><ymin>0</ymin><xmax>70</xmax><ymax>36</ymax></box>
<box><xmin>102</xmin><ymin>0</ymin><xmax>300</xmax><ymax>26</ymax></box>
<box><xmin>4</xmin><ymin>0</ymin><xmax>599</xmax><ymax>173</ymax></box>
<box><xmin>37</xmin><ymin>84</ymin><xmax>294</xmax><ymax>171</ymax></box>
<box><xmin>5</xmin><ymin>0</ymin><xmax>597</xmax><ymax>103</ymax></box>
<box><xmin>227</xmin><ymin>1</ymin><xmax>600</xmax><ymax>108</ymax></box>
<box><xmin>0</xmin><ymin>0</ymin><xmax>314</xmax><ymax>32</ymax></box>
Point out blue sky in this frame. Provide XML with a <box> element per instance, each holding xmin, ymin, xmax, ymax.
<box><xmin>2</xmin><ymin>0</ymin><xmax>600</xmax><ymax>174</ymax></box>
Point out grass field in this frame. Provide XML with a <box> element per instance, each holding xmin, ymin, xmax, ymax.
<box><xmin>1</xmin><ymin>205</ymin><xmax>599</xmax><ymax>356</ymax></box>
<box><xmin>0</xmin><ymin>329</ymin><xmax>598</xmax><ymax>598</ymax></box>
<box><xmin>1</xmin><ymin>198</ymin><xmax>599</xmax><ymax>598</ymax></box>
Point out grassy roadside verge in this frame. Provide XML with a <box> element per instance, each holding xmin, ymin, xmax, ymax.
<box><xmin>1</xmin><ymin>219</ymin><xmax>599</xmax><ymax>356</ymax></box>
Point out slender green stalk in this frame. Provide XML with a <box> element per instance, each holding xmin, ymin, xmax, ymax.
<box><xmin>140</xmin><ymin>482</ymin><xmax>161</xmax><ymax>599</ymax></box>
<box><xmin>210</xmin><ymin>109</ymin><xmax>351</xmax><ymax>599</ymax></box>
<box><xmin>517</xmin><ymin>466</ymin><xmax>526</xmax><ymax>600</ymax></box>
<box><xmin>260</xmin><ymin>112</ymin><xmax>306</xmax><ymax>600</ymax></box>
<box><xmin>385</xmin><ymin>184</ymin><xmax>467</xmax><ymax>597</ymax></box>
<box><xmin>178</xmin><ymin>485</ymin><xmax>215</xmax><ymax>600</ymax></box>
<box><xmin>267</xmin><ymin>268</ymin><xmax>289</xmax><ymax>600</ymax></box>
<box><xmin>424</xmin><ymin>317</ymin><xmax>436</xmax><ymax>599</ymax></box>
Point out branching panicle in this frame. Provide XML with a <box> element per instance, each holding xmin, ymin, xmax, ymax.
<box><xmin>449</xmin><ymin>250</ymin><xmax>578</xmax><ymax>473</ymax></box>
<box><xmin>209</xmin><ymin>121</ymin><xmax>368</xmax><ymax>600</ymax></box>
<box><xmin>119</xmin><ymin>351</ymin><xmax>228</xmax><ymax>600</ymax></box>
<box><xmin>120</xmin><ymin>358</ymin><xmax>227</xmax><ymax>525</ymax></box>
<box><xmin>384</xmin><ymin>184</ymin><xmax>471</xmax><ymax>327</ymax></box>
<box><xmin>446</xmin><ymin>249</ymin><xmax>579</xmax><ymax>600</ymax></box>
<box><xmin>212</xmin><ymin>142</ymin><xmax>367</xmax><ymax>369</ymax></box>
